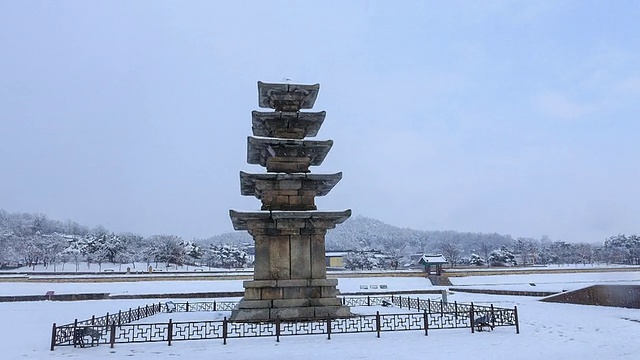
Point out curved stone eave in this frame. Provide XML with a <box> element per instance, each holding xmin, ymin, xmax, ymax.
<box><xmin>229</xmin><ymin>209</ymin><xmax>352</xmax><ymax>231</ymax></box>
<box><xmin>257</xmin><ymin>81</ymin><xmax>320</xmax><ymax>111</ymax></box>
<box><xmin>246</xmin><ymin>136</ymin><xmax>333</xmax><ymax>167</ymax></box>
<box><xmin>239</xmin><ymin>171</ymin><xmax>343</xmax><ymax>197</ymax></box>
<box><xmin>251</xmin><ymin>111</ymin><xmax>326</xmax><ymax>139</ymax></box>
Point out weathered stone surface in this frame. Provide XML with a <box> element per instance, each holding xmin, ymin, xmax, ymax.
<box><xmin>270</xmin><ymin>307</ymin><xmax>316</xmax><ymax>320</ymax></box>
<box><xmin>229</xmin><ymin>81</ymin><xmax>352</xmax><ymax>322</ymax></box>
<box><xmin>257</xmin><ymin>82</ymin><xmax>320</xmax><ymax>111</ymax></box>
<box><xmin>276</xmin><ymin>279</ymin><xmax>308</xmax><ymax>287</ymax></box>
<box><xmin>237</xmin><ymin>300</ymin><xmax>273</xmax><ymax>309</ymax></box>
<box><xmin>253</xmin><ymin>236</ymin><xmax>270</xmax><ymax>280</ymax></box>
<box><xmin>260</xmin><ymin>287</ymin><xmax>283</xmax><ymax>300</ymax></box>
<box><xmin>272</xmin><ymin>299</ymin><xmax>310</xmax><ymax>308</ymax></box>
<box><xmin>290</xmin><ymin>235</ymin><xmax>311</xmax><ymax>279</ymax></box>
<box><xmin>243</xmin><ymin>288</ymin><xmax>261</xmax><ymax>300</ymax></box>
<box><xmin>229</xmin><ymin>210</ymin><xmax>351</xmax><ymax>231</ymax></box>
<box><xmin>247</xmin><ymin>136</ymin><xmax>332</xmax><ymax>169</ymax></box>
<box><xmin>251</xmin><ymin>111</ymin><xmax>326</xmax><ymax>139</ymax></box>
<box><xmin>269</xmin><ymin>236</ymin><xmax>290</xmax><ymax>279</ymax></box>
<box><xmin>309</xmin><ymin>298</ymin><xmax>343</xmax><ymax>307</ymax></box>
<box><xmin>313</xmin><ymin>306</ymin><xmax>352</xmax><ymax>318</ymax></box>
<box><xmin>243</xmin><ymin>280</ymin><xmax>277</xmax><ymax>288</ymax></box>
<box><xmin>309</xmin><ymin>279</ymin><xmax>338</xmax><ymax>287</ymax></box>
<box><xmin>321</xmin><ymin>286</ymin><xmax>338</xmax><ymax>298</ymax></box>
<box><xmin>231</xmin><ymin>308</ymin><xmax>271</xmax><ymax>322</ymax></box>
<box><xmin>310</xmin><ymin>234</ymin><xmax>327</xmax><ymax>279</ymax></box>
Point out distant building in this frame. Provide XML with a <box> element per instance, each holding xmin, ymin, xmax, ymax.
<box><xmin>325</xmin><ymin>251</ymin><xmax>351</xmax><ymax>268</ymax></box>
<box><xmin>418</xmin><ymin>254</ymin><xmax>448</xmax><ymax>276</ymax></box>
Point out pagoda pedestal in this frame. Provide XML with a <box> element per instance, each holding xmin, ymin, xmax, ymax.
<box><xmin>229</xmin><ymin>82</ymin><xmax>351</xmax><ymax>321</ymax></box>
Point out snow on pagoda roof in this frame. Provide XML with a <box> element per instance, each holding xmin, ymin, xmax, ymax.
<box><xmin>419</xmin><ymin>254</ymin><xmax>448</xmax><ymax>264</ymax></box>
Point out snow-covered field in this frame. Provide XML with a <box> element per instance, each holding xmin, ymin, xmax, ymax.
<box><xmin>1</xmin><ymin>272</ymin><xmax>640</xmax><ymax>359</ymax></box>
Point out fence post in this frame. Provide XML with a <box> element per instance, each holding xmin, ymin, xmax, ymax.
<box><xmin>128</xmin><ymin>308</ymin><xmax>132</xmax><ymax>323</ymax></box>
<box><xmin>327</xmin><ymin>314</ymin><xmax>332</xmax><ymax>340</ymax></box>
<box><xmin>106</xmin><ymin>313</ymin><xmax>110</xmax><ymax>327</ymax></box>
<box><xmin>408</xmin><ymin>297</ymin><xmax>411</xmax><ymax>311</ymax></box>
<box><xmin>118</xmin><ymin>310</ymin><xmax>122</xmax><ymax>326</ymax></box>
<box><xmin>514</xmin><ymin>306</ymin><xmax>520</xmax><ymax>334</ymax></box>
<box><xmin>91</xmin><ymin>315</ymin><xmax>95</xmax><ymax>325</ymax></box>
<box><xmin>213</xmin><ymin>301</ymin><xmax>217</xmax><ymax>311</ymax></box>
<box><xmin>276</xmin><ymin>317</ymin><xmax>281</xmax><ymax>343</ymax></box>
<box><xmin>454</xmin><ymin>301</ymin><xmax>458</xmax><ymax>319</ymax></box>
<box><xmin>470</xmin><ymin>302</ymin><xmax>475</xmax><ymax>333</ymax></box>
<box><xmin>367</xmin><ymin>296</ymin><xmax>371</xmax><ymax>307</ymax></box>
<box><xmin>223</xmin><ymin>317</ymin><xmax>228</xmax><ymax>345</ymax></box>
<box><xmin>167</xmin><ymin>319</ymin><xmax>173</xmax><ymax>346</ymax></box>
<box><xmin>342</xmin><ymin>297</ymin><xmax>345</xmax><ymax>305</ymax></box>
<box><xmin>376</xmin><ymin>311</ymin><xmax>381</xmax><ymax>338</ymax></box>
<box><xmin>423</xmin><ymin>311</ymin><xmax>428</xmax><ymax>336</ymax></box>
<box><xmin>50</xmin><ymin>323</ymin><xmax>57</xmax><ymax>351</ymax></box>
<box><xmin>417</xmin><ymin>297</ymin><xmax>421</xmax><ymax>311</ymax></box>
<box><xmin>110</xmin><ymin>323</ymin><xmax>116</xmax><ymax>348</ymax></box>
<box><xmin>73</xmin><ymin>319</ymin><xmax>78</xmax><ymax>348</ymax></box>
<box><xmin>427</xmin><ymin>298</ymin><xmax>431</xmax><ymax>314</ymax></box>
<box><xmin>398</xmin><ymin>296</ymin><xmax>402</xmax><ymax>308</ymax></box>
<box><xmin>391</xmin><ymin>294</ymin><xmax>394</xmax><ymax>304</ymax></box>
<box><xmin>490</xmin><ymin>304</ymin><xmax>496</xmax><ymax>329</ymax></box>
<box><xmin>186</xmin><ymin>302</ymin><xmax>190</xmax><ymax>312</ymax></box>
<box><xmin>440</xmin><ymin>300</ymin><xmax>443</xmax><ymax>317</ymax></box>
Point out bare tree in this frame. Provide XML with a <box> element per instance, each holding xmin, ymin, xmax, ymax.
<box><xmin>437</xmin><ymin>241</ymin><xmax>462</xmax><ymax>268</ymax></box>
<box><xmin>479</xmin><ymin>242</ymin><xmax>492</xmax><ymax>268</ymax></box>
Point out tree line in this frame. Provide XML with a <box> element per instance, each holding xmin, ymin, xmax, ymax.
<box><xmin>1</xmin><ymin>210</ymin><xmax>638</xmax><ymax>271</ymax></box>
<box><xmin>0</xmin><ymin>210</ymin><xmax>249</xmax><ymax>270</ymax></box>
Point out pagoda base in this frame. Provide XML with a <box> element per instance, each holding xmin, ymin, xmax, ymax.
<box><xmin>230</xmin><ymin>279</ymin><xmax>351</xmax><ymax>321</ymax></box>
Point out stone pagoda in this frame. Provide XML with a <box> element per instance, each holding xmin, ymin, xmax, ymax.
<box><xmin>229</xmin><ymin>81</ymin><xmax>351</xmax><ymax>321</ymax></box>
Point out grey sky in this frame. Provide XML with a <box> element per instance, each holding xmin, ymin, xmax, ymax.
<box><xmin>1</xmin><ymin>1</ymin><xmax>639</xmax><ymax>243</ymax></box>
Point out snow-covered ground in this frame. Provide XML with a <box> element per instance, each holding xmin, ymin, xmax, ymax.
<box><xmin>0</xmin><ymin>277</ymin><xmax>436</xmax><ymax>296</ymax></box>
<box><xmin>449</xmin><ymin>271</ymin><xmax>640</xmax><ymax>292</ymax></box>
<box><xmin>2</xmin><ymin>272</ymin><xmax>640</xmax><ymax>359</ymax></box>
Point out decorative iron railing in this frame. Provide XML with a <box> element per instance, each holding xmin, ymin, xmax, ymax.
<box><xmin>51</xmin><ymin>296</ymin><xmax>519</xmax><ymax>350</ymax></box>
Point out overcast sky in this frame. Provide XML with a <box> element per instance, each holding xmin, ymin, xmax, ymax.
<box><xmin>1</xmin><ymin>1</ymin><xmax>639</xmax><ymax>243</ymax></box>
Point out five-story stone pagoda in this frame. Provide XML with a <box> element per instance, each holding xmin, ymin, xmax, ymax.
<box><xmin>229</xmin><ymin>81</ymin><xmax>351</xmax><ymax>321</ymax></box>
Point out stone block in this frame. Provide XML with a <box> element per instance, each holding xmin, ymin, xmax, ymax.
<box><xmin>244</xmin><ymin>288</ymin><xmax>261</xmax><ymax>300</ymax></box>
<box><xmin>277</xmin><ymin>179</ymin><xmax>302</xmax><ymax>190</ymax></box>
<box><xmin>309</xmin><ymin>298</ymin><xmax>343</xmax><ymax>307</ymax></box>
<box><xmin>237</xmin><ymin>300</ymin><xmax>273</xmax><ymax>309</ymax></box>
<box><xmin>243</xmin><ymin>280</ymin><xmax>277</xmax><ymax>288</ymax></box>
<box><xmin>321</xmin><ymin>287</ymin><xmax>338</xmax><ymax>298</ymax></box>
<box><xmin>310</xmin><ymin>235</ymin><xmax>327</xmax><ymax>278</ymax></box>
<box><xmin>272</xmin><ymin>299</ymin><xmax>310</xmax><ymax>308</ymax></box>
<box><xmin>269</xmin><ymin>235</ymin><xmax>291</xmax><ymax>279</ymax></box>
<box><xmin>231</xmin><ymin>308</ymin><xmax>271</xmax><ymax>322</ymax></box>
<box><xmin>313</xmin><ymin>306</ymin><xmax>352</xmax><ymax>318</ymax></box>
<box><xmin>276</xmin><ymin>219</ymin><xmax>306</xmax><ymax>230</ymax></box>
<box><xmin>290</xmin><ymin>235</ymin><xmax>311</xmax><ymax>279</ymax></box>
<box><xmin>283</xmin><ymin>286</ymin><xmax>309</xmax><ymax>299</ymax></box>
<box><xmin>276</xmin><ymin>279</ymin><xmax>308</xmax><ymax>287</ymax></box>
<box><xmin>270</xmin><ymin>307</ymin><xmax>315</xmax><ymax>320</ymax></box>
<box><xmin>309</xmin><ymin>278</ymin><xmax>338</xmax><ymax>287</ymax></box>
<box><xmin>261</xmin><ymin>287</ymin><xmax>283</xmax><ymax>300</ymax></box>
<box><xmin>253</xmin><ymin>236</ymin><xmax>271</xmax><ymax>280</ymax></box>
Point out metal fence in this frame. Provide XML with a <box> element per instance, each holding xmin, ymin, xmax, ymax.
<box><xmin>50</xmin><ymin>296</ymin><xmax>518</xmax><ymax>350</ymax></box>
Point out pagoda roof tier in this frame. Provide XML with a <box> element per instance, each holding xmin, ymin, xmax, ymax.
<box><xmin>257</xmin><ymin>81</ymin><xmax>320</xmax><ymax>112</ymax></box>
<box><xmin>229</xmin><ymin>209</ymin><xmax>352</xmax><ymax>231</ymax></box>
<box><xmin>251</xmin><ymin>111</ymin><xmax>326</xmax><ymax>139</ymax></box>
<box><xmin>247</xmin><ymin>136</ymin><xmax>333</xmax><ymax>169</ymax></box>
<box><xmin>239</xmin><ymin>171</ymin><xmax>342</xmax><ymax>197</ymax></box>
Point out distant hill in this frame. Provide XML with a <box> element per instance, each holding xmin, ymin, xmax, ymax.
<box><xmin>204</xmin><ymin>215</ymin><xmax>515</xmax><ymax>256</ymax></box>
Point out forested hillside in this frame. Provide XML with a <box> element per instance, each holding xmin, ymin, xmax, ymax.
<box><xmin>2</xmin><ymin>209</ymin><xmax>638</xmax><ymax>270</ymax></box>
